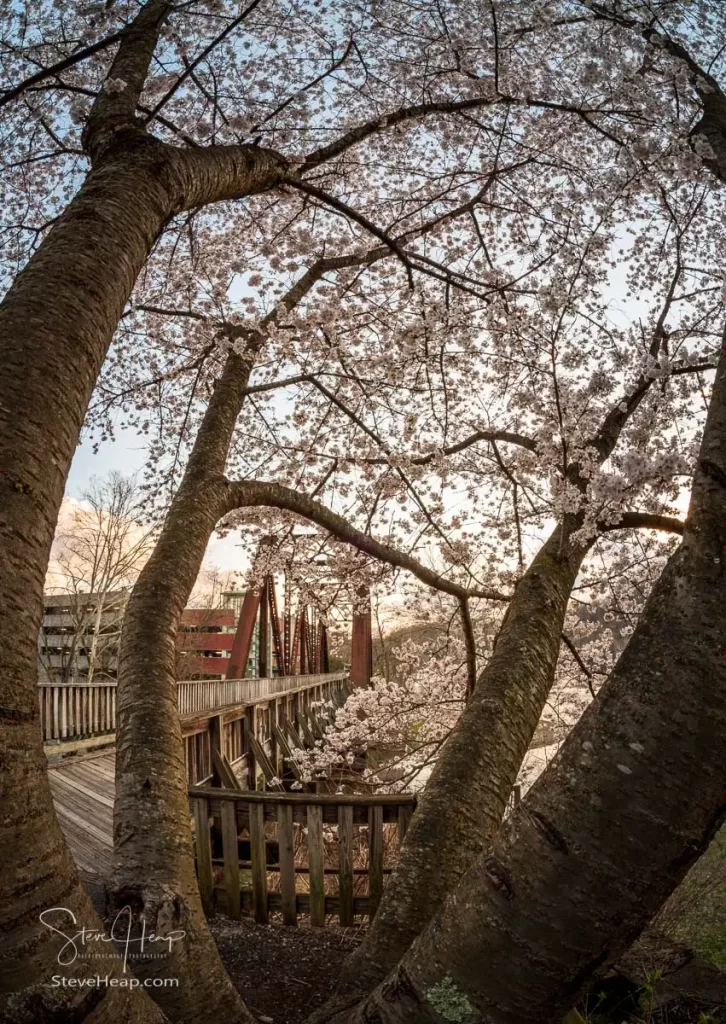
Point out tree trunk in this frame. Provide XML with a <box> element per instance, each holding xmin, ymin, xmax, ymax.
<box><xmin>109</xmin><ymin>253</ymin><xmax>350</xmax><ymax>1019</ymax></box>
<box><xmin>111</xmin><ymin>355</ymin><xmax>256</xmax><ymax>1024</ymax></box>
<box><xmin>0</xmin><ymin>155</ymin><xmax>174</xmax><ymax>1021</ymax></box>
<box><xmin>337</xmin><ymin>344</ymin><xmax>726</xmax><ymax>1024</ymax></box>
<box><xmin>328</xmin><ymin>521</ymin><xmax>590</xmax><ymax>1008</ymax></box>
<box><xmin>0</xmin><ymin>120</ymin><xmax>285</xmax><ymax>1020</ymax></box>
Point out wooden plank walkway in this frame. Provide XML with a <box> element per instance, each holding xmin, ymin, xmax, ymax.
<box><xmin>48</xmin><ymin>750</ymin><xmax>115</xmax><ymax>880</ymax></box>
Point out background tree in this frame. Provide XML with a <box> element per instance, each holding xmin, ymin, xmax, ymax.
<box><xmin>41</xmin><ymin>472</ymin><xmax>152</xmax><ymax>685</ymax></box>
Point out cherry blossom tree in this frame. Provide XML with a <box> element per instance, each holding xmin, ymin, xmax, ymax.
<box><xmin>3</xmin><ymin>2</ymin><xmax>726</xmax><ymax>1022</ymax></box>
<box><xmin>0</xmin><ymin>3</ymin><xmax>590</xmax><ymax>1018</ymax></box>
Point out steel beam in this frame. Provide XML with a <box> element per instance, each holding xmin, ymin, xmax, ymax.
<box><xmin>225</xmin><ymin>588</ymin><xmax>261</xmax><ymax>680</ymax></box>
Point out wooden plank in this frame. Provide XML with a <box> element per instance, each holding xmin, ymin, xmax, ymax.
<box><xmin>212</xmin><ymin>746</ymin><xmax>243</xmax><ymax>791</ymax></box>
<box><xmin>209</xmin><ymin>713</ymin><xmax>225</xmax><ymax>786</ymax></box>
<box><xmin>220</xmin><ymin>800</ymin><xmax>241</xmax><ymax>920</ymax></box>
<box><xmin>368</xmin><ymin>805</ymin><xmax>384</xmax><ymax>919</ymax></box>
<box><xmin>338</xmin><ymin>804</ymin><xmax>354</xmax><ymax>927</ymax></box>
<box><xmin>279</xmin><ymin>709</ymin><xmax>305</xmax><ymax>751</ymax></box>
<box><xmin>192</xmin><ymin>798</ymin><xmax>214</xmax><ymax>916</ymax></box>
<box><xmin>191</xmin><ymin>786</ymin><xmax>416</xmax><ymax>809</ymax></box>
<box><xmin>271</xmin><ymin>722</ymin><xmax>309</xmax><ymax>788</ymax></box>
<box><xmin>278</xmin><ymin>804</ymin><xmax>297</xmax><ymax>927</ymax></box>
<box><xmin>247</xmin><ymin>733</ymin><xmax>283</xmax><ymax>790</ymax></box>
<box><xmin>307</xmin><ymin>804</ymin><xmax>325</xmax><ymax>927</ymax></box>
<box><xmin>298</xmin><ymin>711</ymin><xmax>317</xmax><ymax>749</ymax></box>
<box><xmin>397</xmin><ymin>803</ymin><xmax>413</xmax><ymax>845</ymax></box>
<box><xmin>249</xmin><ymin>801</ymin><xmax>268</xmax><ymax>924</ymax></box>
<box><xmin>189</xmin><ymin>734</ymin><xmax>198</xmax><ymax>787</ymax></box>
<box><xmin>244</xmin><ymin>712</ymin><xmax>257</xmax><ymax>789</ymax></box>
<box><xmin>308</xmin><ymin>708</ymin><xmax>326</xmax><ymax>741</ymax></box>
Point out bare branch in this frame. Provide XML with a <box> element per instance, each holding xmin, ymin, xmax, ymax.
<box><xmin>0</xmin><ymin>28</ymin><xmax>126</xmax><ymax>111</ymax></box>
<box><xmin>143</xmin><ymin>0</ymin><xmax>265</xmax><ymax>126</ymax></box>
<box><xmin>561</xmin><ymin>631</ymin><xmax>596</xmax><ymax>699</ymax></box>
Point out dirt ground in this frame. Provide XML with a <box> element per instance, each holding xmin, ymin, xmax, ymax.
<box><xmin>212</xmin><ymin>915</ymin><xmax>363</xmax><ymax>1024</ymax></box>
<box><xmin>211</xmin><ymin>914</ymin><xmax>726</xmax><ymax>1024</ymax></box>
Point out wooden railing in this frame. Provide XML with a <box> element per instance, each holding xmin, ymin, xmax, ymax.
<box><xmin>180</xmin><ymin>673</ymin><xmax>348</xmax><ymax>788</ymax></box>
<box><xmin>39</xmin><ymin>682</ymin><xmax>117</xmax><ymax>742</ymax></box>
<box><xmin>176</xmin><ymin>672</ymin><xmax>347</xmax><ymax>716</ymax></box>
<box><xmin>189</xmin><ymin>787</ymin><xmax>416</xmax><ymax>927</ymax></box>
<box><xmin>40</xmin><ymin>672</ymin><xmax>347</xmax><ymax>745</ymax></box>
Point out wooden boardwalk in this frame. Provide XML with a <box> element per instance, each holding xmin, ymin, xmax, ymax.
<box><xmin>48</xmin><ymin>750</ymin><xmax>115</xmax><ymax>880</ymax></box>
<box><xmin>44</xmin><ymin>673</ymin><xmax>349</xmax><ymax>888</ymax></box>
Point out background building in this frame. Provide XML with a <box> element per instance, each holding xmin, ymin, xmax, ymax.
<box><xmin>38</xmin><ymin>590</ymin><xmax>128</xmax><ymax>685</ymax></box>
<box><xmin>39</xmin><ymin>589</ymin><xmax>272</xmax><ymax>684</ymax></box>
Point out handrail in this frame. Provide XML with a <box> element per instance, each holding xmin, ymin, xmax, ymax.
<box><xmin>41</xmin><ymin>671</ymin><xmax>347</xmax><ymax>744</ymax></box>
<box><xmin>189</xmin><ymin>786</ymin><xmax>415</xmax><ymax>807</ymax></box>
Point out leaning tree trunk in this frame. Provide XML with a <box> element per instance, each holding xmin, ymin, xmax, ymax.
<box><xmin>337</xmin><ymin>343</ymin><xmax>726</xmax><ymax>1024</ymax></box>
<box><xmin>326</xmin><ymin>521</ymin><xmax>591</xmax><ymax>1010</ymax></box>
<box><xmin>109</xmin><ymin>251</ymin><xmax>350</xmax><ymax>1018</ymax></box>
<box><xmin>111</xmin><ymin>354</ymin><xmax>257</xmax><ymax>1024</ymax></box>
<box><xmin>0</xmin><ymin>86</ymin><xmax>287</xmax><ymax>1023</ymax></box>
<box><xmin>0</xmin><ymin>153</ymin><xmax>174</xmax><ymax>1021</ymax></box>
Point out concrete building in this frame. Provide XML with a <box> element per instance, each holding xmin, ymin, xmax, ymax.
<box><xmin>38</xmin><ymin>590</ymin><xmax>128</xmax><ymax>685</ymax></box>
<box><xmin>39</xmin><ymin>589</ymin><xmax>269</xmax><ymax>684</ymax></box>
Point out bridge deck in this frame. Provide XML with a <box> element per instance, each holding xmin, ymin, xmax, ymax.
<box><xmin>46</xmin><ymin>673</ymin><xmax>348</xmax><ymax>882</ymax></box>
<box><xmin>48</xmin><ymin>750</ymin><xmax>115</xmax><ymax>880</ymax></box>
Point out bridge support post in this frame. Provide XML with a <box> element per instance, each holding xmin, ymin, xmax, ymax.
<box><xmin>209</xmin><ymin>713</ymin><xmax>225</xmax><ymax>787</ymax></box>
<box><xmin>226</xmin><ymin>588</ymin><xmax>261</xmax><ymax>680</ymax></box>
<box><xmin>350</xmin><ymin>586</ymin><xmax>373</xmax><ymax>688</ymax></box>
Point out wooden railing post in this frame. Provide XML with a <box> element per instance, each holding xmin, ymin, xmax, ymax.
<box><xmin>249</xmin><ymin>802</ymin><xmax>268</xmax><ymax>924</ymax></box>
<box><xmin>220</xmin><ymin>800</ymin><xmax>241</xmax><ymax>920</ymax></box>
<box><xmin>278</xmin><ymin>804</ymin><xmax>297</xmax><ymax>927</ymax></box>
<box><xmin>307</xmin><ymin>804</ymin><xmax>325</xmax><ymax>927</ymax></box>
<box><xmin>192</xmin><ymin>797</ymin><xmax>214</xmax><ymax>915</ymax></box>
<box><xmin>338</xmin><ymin>805</ymin><xmax>354</xmax><ymax>927</ymax></box>
<box><xmin>209</xmin><ymin>713</ymin><xmax>224</xmax><ymax>787</ymax></box>
<box><xmin>368</xmin><ymin>805</ymin><xmax>384</xmax><ymax>919</ymax></box>
<box><xmin>245</xmin><ymin>708</ymin><xmax>256</xmax><ymax>790</ymax></box>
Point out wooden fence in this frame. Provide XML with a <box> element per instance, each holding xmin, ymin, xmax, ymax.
<box><xmin>190</xmin><ymin>787</ymin><xmax>416</xmax><ymax>927</ymax></box>
<box><xmin>39</xmin><ymin>672</ymin><xmax>346</xmax><ymax>744</ymax></box>
<box><xmin>39</xmin><ymin>682</ymin><xmax>117</xmax><ymax>742</ymax></box>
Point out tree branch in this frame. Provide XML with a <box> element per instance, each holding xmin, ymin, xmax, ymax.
<box><xmin>224</xmin><ymin>477</ymin><xmax>512</xmax><ymax>603</ymax></box>
<box><xmin>0</xmin><ymin>28</ymin><xmax>127</xmax><ymax>111</ymax></box>
<box><xmin>561</xmin><ymin>631</ymin><xmax>596</xmax><ymax>699</ymax></box>
<box><xmin>459</xmin><ymin>596</ymin><xmax>478</xmax><ymax>698</ymax></box>
<box><xmin>144</xmin><ymin>0</ymin><xmax>265</xmax><ymax>125</ymax></box>
<box><xmin>600</xmin><ymin>511</ymin><xmax>685</xmax><ymax>536</ymax></box>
